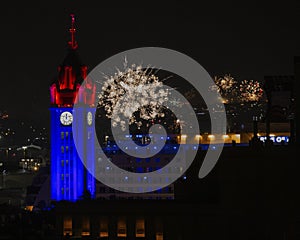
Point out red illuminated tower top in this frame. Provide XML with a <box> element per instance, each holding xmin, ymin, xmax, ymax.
<box><xmin>50</xmin><ymin>14</ymin><xmax>96</xmax><ymax>107</ymax></box>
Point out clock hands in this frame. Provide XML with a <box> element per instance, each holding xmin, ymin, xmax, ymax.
<box><xmin>60</xmin><ymin>112</ymin><xmax>73</xmax><ymax>125</ymax></box>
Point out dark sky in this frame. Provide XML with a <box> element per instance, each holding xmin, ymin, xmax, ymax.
<box><xmin>0</xmin><ymin>0</ymin><xmax>299</xmax><ymax>124</ymax></box>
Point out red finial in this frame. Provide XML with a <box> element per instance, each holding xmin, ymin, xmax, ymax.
<box><xmin>68</xmin><ymin>14</ymin><xmax>78</xmax><ymax>49</ymax></box>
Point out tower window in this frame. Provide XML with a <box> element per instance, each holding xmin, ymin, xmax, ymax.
<box><xmin>61</xmin><ymin>132</ymin><xmax>64</xmax><ymax>140</ymax></box>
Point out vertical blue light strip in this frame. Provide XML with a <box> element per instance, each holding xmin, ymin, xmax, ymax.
<box><xmin>50</xmin><ymin>108</ymin><xmax>60</xmax><ymax>200</ymax></box>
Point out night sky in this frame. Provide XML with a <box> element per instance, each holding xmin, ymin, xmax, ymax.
<box><xmin>0</xmin><ymin>0</ymin><xmax>299</xmax><ymax>125</ymax></box>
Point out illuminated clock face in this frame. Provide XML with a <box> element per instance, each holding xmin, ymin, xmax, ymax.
<box><xmin>60</xmin><ymin>111</ymin><xmax>73</xmax><ymax>125</ymax></box>
<box><xmin>87</xmin><ymin>111</ymin><xmax>93</xmax><ymax>125</ymax></box>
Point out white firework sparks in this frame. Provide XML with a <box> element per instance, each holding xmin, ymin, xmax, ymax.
<box><xmin>98</xmin><ymin>60</ymin><xmax>170</xmax><ymax>130</ymax></box>
<box><xmin>239</xmin><ymin>79</ymin><xmax>263</xmax><ymax>102</ymax></box>
<box><xmin>212</xmin><ymin>74</ymin><xmax>238</xmax><ymax>103</ymax></box>
<box><xmin>214</xmin><ymin>74</ymin><xmax>236</xmax><ymax>92</ymax></box>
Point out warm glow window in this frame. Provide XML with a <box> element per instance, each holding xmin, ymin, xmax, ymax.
<box><xmin>136</xmin><ymin>218</ymin><xmax>145</xmax><ymax>237</ymax></box>
<box><xmin>117</xmin><ymin>217</ymin><xmax>127</xmax><ymax>237</ymax></box>
<box><xmin>99</xmin><ymin>218</ymin><xmax>108</xmax><ymax>237</ymax></box>
<box><xmin>82</xmin><ymin>216</ymin><xmax>90</xmax><ymax>236</ymax></box>
<box><xmin>63</xmin><ymin>216</ymin><xmax>72</xmax><ymax>236</ymax></box>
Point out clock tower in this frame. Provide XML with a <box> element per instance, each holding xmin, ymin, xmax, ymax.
<box><xmin>50</xmin><ymin>15</ymin><xmax>96</xmax><ymax>201</ymax></box>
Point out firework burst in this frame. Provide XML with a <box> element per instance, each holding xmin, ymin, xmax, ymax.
<box><xmin>210</xmin><ymin>74</ymin><xmax>266</xmax><ymax>129</ymax></box>
<box><xmin>212</xmin><ymin>74</ymin><xmax>264</xmax><ymax>104</ymax></box>
<box><xmin>98</xmin><ymin>60</ymin><xmax>170</xmax><ymax>130</ymax></box>
<box><xmin>239</xmin><ymin>79</ymin><xmax>264</xmax><ymax>102</ymax></box>
<box><xmin>212</xmin><ymin>74</ymin><xmax>238</xmax><ymax>103</ymax></box>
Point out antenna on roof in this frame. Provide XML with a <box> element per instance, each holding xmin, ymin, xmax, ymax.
<box><xmin>68</xmin><ymin>14</ymin><xmax>78</xmax><ymax>49</ymax></box>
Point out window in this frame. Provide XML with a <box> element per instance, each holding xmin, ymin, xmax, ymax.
<box><xmin>82</xmin><ymin>216</ymin><xmax>90</xmax><ymax>236</ymax></box>
<box><xmin>99</xmin><ymin>218</ymin><xmax>108</xmax><ymax>237</ymax></box>
<box><xmin>156</xmin><ymin>219</ymin><xmax>163</xmax><ymax>240</ymax></box>
<box><xmin>156</xmin><ymin>232</ymin><xmax>163</xmax><ymax>240</ymax></box>
<box><xmin>117</xmin><ymin>217</ymin><xmax>127</xmax><ymax>237</ymax></box>
<box><xmin>63</xmin><ymin>216</ymin><xmax>72</xmax><ymax>236</ymax></box>
<box><xmin>136</xmin><ymin>218</ymin><xmax>145</xmax><ymax>238</ymax></box>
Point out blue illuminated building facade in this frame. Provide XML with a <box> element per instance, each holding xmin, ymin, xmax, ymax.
<box><xmin>49</xmin><ymin>15</ymin><xmax>96</xmax><ymax>201</ymax></box>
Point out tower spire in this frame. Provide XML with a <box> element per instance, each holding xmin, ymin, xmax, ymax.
<box><xmin>68</xmin><ymin>14</ymin><xmax>78</xmax><ymax>49</ymax></box>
